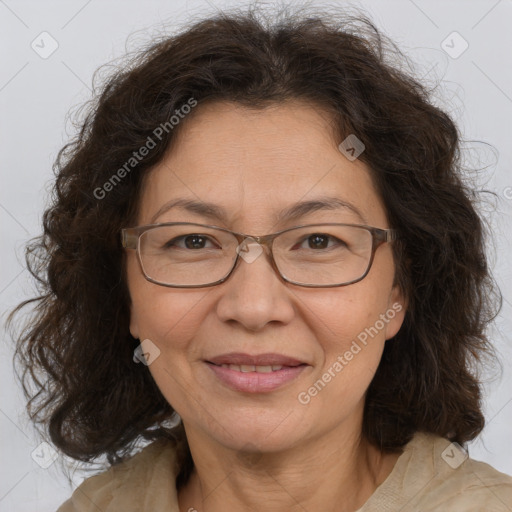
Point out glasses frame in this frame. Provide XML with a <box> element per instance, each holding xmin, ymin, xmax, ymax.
<box><xmin>121</xmin><ymin>221</ymin><xmax>397</xmax><ymax>288</ymax></box>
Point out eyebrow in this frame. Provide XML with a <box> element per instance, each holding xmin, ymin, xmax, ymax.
<box><xmin>149</xmin><ymin>196</ymin><xmax>367</xmax><ymax>225</ymax></box>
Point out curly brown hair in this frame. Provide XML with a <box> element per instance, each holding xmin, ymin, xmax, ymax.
<box><xmin>8</xmin><ymin>4</ymin><xmax>500</xmax><ymax>489</ymax></box>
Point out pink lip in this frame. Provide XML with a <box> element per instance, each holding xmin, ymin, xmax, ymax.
<box><xmin>205</xmin><ymin>353</ymin><xmax>309</xmax><ymax>393</ymax></box>
<box><xmin>207</xmin><ymin>352</ymin><xmax>305</xmax><ymax>367</ymax></box>
<box><xmin>206</xmin><ymin>363</ymin><xmax>307</xmax><ymax>393</ymax></box>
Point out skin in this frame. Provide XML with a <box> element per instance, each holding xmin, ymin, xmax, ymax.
<box><xmin>127</xmin><ymin>100</ymin><xmax>407</xmax><ymax>512</ymax></box>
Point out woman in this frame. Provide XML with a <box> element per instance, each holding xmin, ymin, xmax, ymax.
<box><xmin>9</xmin><ymin>5</ymin><xmax>512</xmax><ymax>511</ymax></box>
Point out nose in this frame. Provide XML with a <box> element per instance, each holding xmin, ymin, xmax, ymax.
<box><xmin>214</xmin><ymin>239</ymin><xmax>295</xmax><ymax>331</ymax></box>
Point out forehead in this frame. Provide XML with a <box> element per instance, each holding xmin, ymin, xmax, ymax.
<box><xmin>137</xmin><ymin>100</ymin><xmax>388</xmax><ymax>230</ymax></box>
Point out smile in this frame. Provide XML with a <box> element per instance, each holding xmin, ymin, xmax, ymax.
<box><xmin>205</xmin><ymin>360</ymin><xmax>308</xmax><ymax>393</ymax></box>
<box><xmin>217</xmin><ymin>363</ymin><xmax>295</xmax><ymax>372</ymax></box>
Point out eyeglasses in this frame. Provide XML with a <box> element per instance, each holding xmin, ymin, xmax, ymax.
<box><xmin>121</xmin><ymin>222</ymin><xmax>397</xmax><ymax>288</ymax></box>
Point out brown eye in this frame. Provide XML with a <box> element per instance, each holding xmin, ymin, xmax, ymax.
<box><xmin>184</xmin><ymin>235</ymin><xmax>209</xmax><ymax>249</ymax></box>
<box><xmin>163</xmin><ymin>234</ymin><xmax>218</xmax><ymax>250</ymax></box>
<box><xmin>307</xmin><ymin>234</ymin><xmax>330</xmax><ymax>249</ymax></box>
<box><xmin>294</xmin><ymin>233</ymin><xmax>346</xmax><ymax>251</ymax></box>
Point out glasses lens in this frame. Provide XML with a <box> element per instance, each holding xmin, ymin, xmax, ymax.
<box><xmin>136</xmin><ymin>223</ymin><xmax>374</xmax><ymax>287</ymax></box>
<box><xmin>273</xmin><ymin>224</ymin><xmax>373</xmax><ymax>286</ymax></box>
<box><xmin>138</xmin><ymin>225</ymin><xmax>238</xmax><ymax>286</ymax></box>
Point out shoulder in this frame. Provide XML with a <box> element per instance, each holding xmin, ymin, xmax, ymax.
<box><xmin>56</xmin><ymin>439</ymin><xmax>180</xmax><ymax>512</ymax></box>
<box><xmin>360</xmin><ymin>432</ymin><xmax>512</xmax><ymax>512</ymax></box>
<box><xmin>401</xmin><ymin>432</ymin><xmax>511</xmax><ymax>511</ymax></box>
<box><xmin>423</xmin><ymin>434</ymin><xmax>512</xmax><ymax>511</ymax></box>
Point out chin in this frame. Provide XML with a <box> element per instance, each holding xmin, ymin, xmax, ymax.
<box><xmin>206</xmin><ymin>405</ymin><xmax>309</xmax><ymax>453</ymax></box>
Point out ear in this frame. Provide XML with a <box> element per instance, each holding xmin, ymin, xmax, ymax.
<box><xmin>129</xmin><ymin>303</ymin><xmax>140</xmax><ymax>340</ymax></box>
<box><xmin>384</xmin><ymin>284</ymin><xmax>407</xmax><ymax>340</ymax></box>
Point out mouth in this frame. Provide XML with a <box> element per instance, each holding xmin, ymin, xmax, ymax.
<box><xmin>204</xmin><ymin>353</ymin><xmax>309</xmax><ymax>393</ymax></box>
<box><xmin>206</xmin><ymin>352</ymin><xmax>307</xmax><ymax>367</ymax></box>
<box><xmin>209</xmin><ymin>362</ymin><xmax>304</xmax><ymax>373</ymax></box>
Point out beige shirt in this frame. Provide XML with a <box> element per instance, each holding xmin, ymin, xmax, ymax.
<box><xmin>58</xmin><ymin>432</ymin><xmax>512</xmax><ymax>511</ymax></box>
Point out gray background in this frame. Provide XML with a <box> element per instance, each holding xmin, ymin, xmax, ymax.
<box><xmin>1</xmin><ymin>0</ymin><xmax>511</xmax><ymax>510</ymax></box>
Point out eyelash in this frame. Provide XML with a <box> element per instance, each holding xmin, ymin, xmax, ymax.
<box><xmin>164</xmin><ymin>233</ymin><xmax>346</xmax><ymax>251</ymax></box>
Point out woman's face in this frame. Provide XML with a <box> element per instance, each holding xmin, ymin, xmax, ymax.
<box><xmin>127</xmin><ymin>100</ymin><xmax>405</xmax><ymax>453</ymax></box>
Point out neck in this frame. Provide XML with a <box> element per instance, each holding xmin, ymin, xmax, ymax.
<box><xmin>178</xmin><ymin>424</ymin><xmax>401</xmax><ymax>512</ymax></box>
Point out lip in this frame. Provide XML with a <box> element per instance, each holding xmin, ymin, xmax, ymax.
<box><xmin>206</xmin><ymin>362</ymin><xmax>308</xmax><ymax>393</ymax></box>
<box><xmin>206</xmin><ymin>352</ymin><xmax>306</xmax><ymax>367</ymax></box>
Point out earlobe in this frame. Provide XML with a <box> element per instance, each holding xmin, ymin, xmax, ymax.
<box><xmin>129</xmin><ymin>306</ymin><xmax>139</xmax><ymax>340</ymax></box>
<box><xmin>385</xmin><ymin>286</ymin><xmax>407</xmax><ymax>340</ymax></box>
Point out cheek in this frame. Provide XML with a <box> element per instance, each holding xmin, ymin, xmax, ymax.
<box><xmin>302</xmin><ymin>284</ymin><xmax>392</xmax><ymax>354</ymax></box>
<box><xmin>297</xmin><ymin>298</ymin><xmax>388</xmax><ymax>419</ymax></box>
<box><xmin>127</xmin><ymin>252</ymin><xmax>209</xmax><ymax>344</ymax></box>
<box><xmin>325</xmin><ymin>306</ymin><xmax>387</xmax><ymax>381</ymax></box>
<box><xmin>128</xmin><ymin>287</ymin><xmax>213</xmax><ymax>413</ymax></box>
<box><xmin>297</xmin><ymin>269</ymin><xmax>396</xmax><ymax>401</ymax></box>
<box><xmin>131</xmin><ymin>290</ymin><xmax>210</xmax><ymax>351</ymax></box>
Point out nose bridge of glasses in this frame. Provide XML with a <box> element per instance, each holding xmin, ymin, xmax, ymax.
<box><xmin>235</xmin><ymin>234</ymin><xmax>273</xmax><ymax>265</ymax></box>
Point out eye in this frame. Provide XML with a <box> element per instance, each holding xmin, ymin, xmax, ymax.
<box><xmin>296</xmin><ymin>233</ymin><xmax>345</xmax><ymax>250</ymax></box>
<box><xmin>163</xmin><ymin>234</ymin><xmax>219</xmax><ymax>250</ymax></box>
